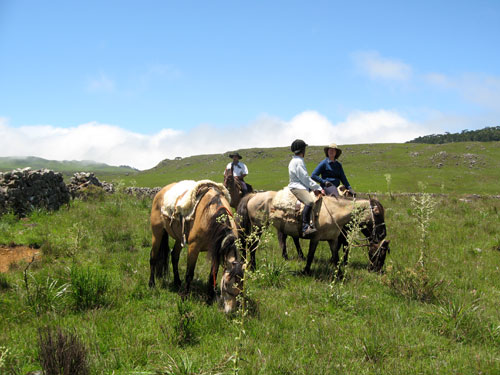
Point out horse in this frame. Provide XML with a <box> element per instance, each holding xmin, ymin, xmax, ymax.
<box><xmin>149</xmin><ymin>181</ymin><xmax>244</xmax><ymax>313</ymax></box>
<box><xmin>223</xmin><ymin>166</ymin><xmax>253</xmax><ymax>209</ymax></box>
<box><xmin>236</xmin><ymin>191</ymin><xmax>305</xmax><ymax>270</ymax></box>
<box><xmin>237</xmin><ymin>192</ymin><xmax>390</xmax><ymax>274</ymax></box>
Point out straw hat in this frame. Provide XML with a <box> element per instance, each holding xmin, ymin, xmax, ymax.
<box><xmin>324</xmin><ymin>143</ymin><xmax>342</xmax><ymax>158</ymax></box>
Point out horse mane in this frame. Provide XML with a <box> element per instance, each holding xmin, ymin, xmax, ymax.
<box><xmin>206</xmin><ymin>193</ymin><xmax>238</xmax><ymax>265</ymax></box>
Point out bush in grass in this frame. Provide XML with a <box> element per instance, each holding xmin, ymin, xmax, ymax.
<box><xmin>21</xmin><ymin>265</ymin><xmax>69</xmax><ymax>316</ymax></box>
<box><xmin>382</xmin><ymin>263</ymin><xmax>442</xmax><ymax>302</ymax></box>
<box><xmin>38</xmin><ymin>326</ymin><xmax>89</xmax><ymax>375</ymax></box>
<box><xmin>174</xmin><ymin>299</ymin><xmax>199</xmax><ymax>347</ymax></box>
<box><xmin>0</xmin><ymin>273</ymin><xmax>11</xmax><ymax>291</ymax></box>
<box><xmin>250</xmin><ymin>258</ymin><xmax>289</xmax><ymax>289</ymax></box>
<box><xmin>70</xmin><ymin>265</ymin><xmax>111</xmax><ymax>310</ymax></box>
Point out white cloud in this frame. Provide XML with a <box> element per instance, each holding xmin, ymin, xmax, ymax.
<box><xmin>425</xmin><ymin>72</ymin><xmax>500</xmax><ymax>111</ymax></box>
<box><xmin>0</xmin><ymin>110</ymin><xmax>433</xmax><ymax>170</ymax></box>
<box><xmin>87</xmin><ymin>72</ymin><xmax>115</xmax><ymax>92</ymax></box>
<box><xmin>353</xmin><ymin>51</ymin><xmax>412</xmax><ymax>81</ymax></box>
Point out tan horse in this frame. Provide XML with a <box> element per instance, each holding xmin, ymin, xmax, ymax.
<box><xmin>236</xmin><ymin>191</ymin><xmax>305</xmax><ymax>270</ymax></box>
<box><xmin>237</xmin><ymin>192</ymin><xmax>390</xmax><ymax>274</ymax></box>
<box><xmin>150</xmin><ymin>182</ymin><xmax>244</xmax><ymax>313</ymax></box>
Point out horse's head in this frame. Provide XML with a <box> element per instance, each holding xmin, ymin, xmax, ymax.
<box><xmin>361</xmin><ymin>199</ymin><xmax>390</xmax><ymax>272</ymax></box>
<box><xmin>218</xmin><ymin>233</ymin><xmax>244</xmax><ymax>313</ymax></box>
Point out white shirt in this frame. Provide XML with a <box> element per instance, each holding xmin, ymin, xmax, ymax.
<box><xmin>288</xmin><ymin>155</ymin><xmax>321</xmax><ymax>191</ymax></box>
<box><xmin>225</xmin><ymin>161</ymin><xmax>248</xmax><ymax>177</ymax></box>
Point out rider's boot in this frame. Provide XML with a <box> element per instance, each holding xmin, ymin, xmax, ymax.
<box><xmin>302</xmin><ymin>204</ymin><xmax>317</xmax><ymax>236</ymax></box>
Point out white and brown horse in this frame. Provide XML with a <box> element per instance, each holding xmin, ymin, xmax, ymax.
<box><xmin>150</xmin><ymin>182</ymin><xmax>244</xmax><ymax>313</ymax></box>
<box><xmin>237</xmin><ymin>192</ymin><xmax>390</xmax><ymax>274</ymax></box>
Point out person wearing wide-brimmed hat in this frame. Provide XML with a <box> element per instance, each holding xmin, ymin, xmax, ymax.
<box><xmin>288</xmin><ymin>139</ymin><xmax>325</xmax><ymax>236</ymax></box>
<box><xmin>311</xmin><ymin>143</ymin><xmax>355</xmax><ymax>197</ymax></box>
<box><xmin>224</xmin><ymin>152</ymin><xmax>249</xmax><ymax>194</ymax></box>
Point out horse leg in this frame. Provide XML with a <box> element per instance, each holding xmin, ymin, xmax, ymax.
<box><xmin>207</xmin><ymin>258</ymin><xmax>219</xmax><ymax>303</ymax></box>
<box><xmin>292</xmin><ymin>236</ymin><xmax>305</xmax><ymax>260</ymax></box>
<box><xmin>303</xmin><ymin>240</ymin><xmax>319</xmax><ymax>275</ymax></box>
<box><xmin>248</xmin><ymin>227</ymin><xmax>262</xmax><ymax>271</ymax></box>
<box><xmin>171</xmin><ymin>240</ymin><xmax>182</xmax><ymax>289</ymax></box>
<box><xmin>182</xmin><ymin>241</ymin><xmax>201</xmax><ymax>297</ymax></box>
<box><xmin>328</xmin><ymin>239</ymin><xmax>340</xmax><ymax>266</ymax></box>
<box><xmin>149</xmin><ymin>227</ymin><xmax>169</xmax><ymax>288</ymax></box>
<box><xmin>277</xmin><ymin>230</ymin><xmax>289</xmax><ymax>260</ymax></box>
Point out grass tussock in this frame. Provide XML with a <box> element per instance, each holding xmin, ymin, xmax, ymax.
<box><xmin>38</xmin><ymin>326</ymin><xmax>89</xmax><ymax>375</ymax></box>
<box><xmin>70</xmin><ymin>265</ymin><xmax>111</xmax><ymax>310</ymax></box>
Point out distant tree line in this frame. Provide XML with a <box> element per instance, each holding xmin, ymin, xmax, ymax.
<box><xmin>407</xmin><ymin>126</ymin><xmax>500</xmax><ymax>144</ymax></box>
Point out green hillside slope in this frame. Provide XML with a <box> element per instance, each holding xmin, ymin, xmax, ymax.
<box><xmin>126</xmin><ymin>142</ymin><xmax>500</xmax><ymax>195</ymax></box>
<box><xmin>0</xmin><ymin>156</ymin><xmax>138</xmax><ymax>178</ymax></box>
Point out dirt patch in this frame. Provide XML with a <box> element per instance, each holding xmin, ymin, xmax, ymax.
<box><xmin>0</xmin><ymin>245</ymin><xmax>40</xmax><ymax>272</ymax></box>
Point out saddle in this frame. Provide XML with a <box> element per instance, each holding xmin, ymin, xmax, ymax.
<box><xmin>161</xmin><ymin>180</ymin><xmax>230</xmax><ymax>245</ymax></box>
<box><xmin>270</xmin><ymin>187</ymin><xmax>321</xmax><ymax>225</ymax></box>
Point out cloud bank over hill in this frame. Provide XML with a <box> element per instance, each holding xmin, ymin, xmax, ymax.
<box><xmin>1</xmin><ymin>110</ymin><xmax>432</xmax><ymax>170</ymax></box>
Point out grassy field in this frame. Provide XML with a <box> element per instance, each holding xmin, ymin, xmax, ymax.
<box><xmin>117</xmin><ymin>142</ymin><xmax>500</xmax><ymax>195</ymax></box>
<box><xmin>1</xmin><ymin>143</ymin><xmax>500</xmax><ymax>374</ymax></box>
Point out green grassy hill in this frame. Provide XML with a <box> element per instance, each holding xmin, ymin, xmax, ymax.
<box><xmin>126</xmin><ymin>142</ymin><xmax>500</xmax><ymax>195</ymax></box>
<box><xmin>0</xmin><ymin>156</ymin><xmax>139</xmax><ymax>178</ymax></box>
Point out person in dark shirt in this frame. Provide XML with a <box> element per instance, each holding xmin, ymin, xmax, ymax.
<box><xmin>311</xmin><ymin>143</ymin><xmax>356</xmax><ymax>197</ymax></box>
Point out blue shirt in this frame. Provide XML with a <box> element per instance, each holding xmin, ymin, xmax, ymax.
<box><xmin>311</xmin><ymin>158</ymin><xmax>351</xmax><ymax>188</ymax></box>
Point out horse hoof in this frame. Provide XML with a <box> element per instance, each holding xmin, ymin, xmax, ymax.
<box><xmin>301</xmin><ymin>268</ymin><xmax>312</xmax><ymax>276</ymax></box>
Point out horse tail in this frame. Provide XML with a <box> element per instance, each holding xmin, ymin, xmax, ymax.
<box><xmin>236</xmin><ymin>193</ymin><xmax>254</xmax><ymax>235</ymax></box>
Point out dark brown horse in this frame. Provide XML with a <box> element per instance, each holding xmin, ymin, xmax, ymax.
<box><xmin>149</xmin><ymin>181</ymin><xmax>244</xmax><ymax>313</ymax></box>
<box><xmin>224</xmin><ymin>166</ymin><xmax>253</xmax><ymax>209</ymax></box>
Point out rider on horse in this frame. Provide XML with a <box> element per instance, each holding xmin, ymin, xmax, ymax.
<box><xmin>311</xmin><ymin>143</ymin><xmax>356</xmax><ymax>197</ymax></box>
<box><xmin>225</xmin><ymin>152</ymin><xmax>249</xmax><ymax>195</ymax></box>
<box><xmin>288</xmin><ymin>139</ymin><xmax>325</xmax><ymax>236</ymax></box>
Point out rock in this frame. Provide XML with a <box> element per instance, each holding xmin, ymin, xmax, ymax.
<box><xmin>66</xmin><ymin>172</ymin><xmax>115</xmax><ymax>197</ymax></box>
<box><xmin>0</xmin><ymin>169</ymin><xmax>70</xmax><ymax>217</ymax></box>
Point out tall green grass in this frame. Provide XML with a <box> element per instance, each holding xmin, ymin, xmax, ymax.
<box><xmin>0</xmin><ymin>190</ymin><xmax>499</xmax><ymax>373</ymax></box>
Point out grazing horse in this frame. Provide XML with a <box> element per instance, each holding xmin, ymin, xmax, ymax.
<box><xmin>149</xmin><ymin>181</ymin><xmax>244</xmax><ymax>313</ymax></box>
<box><xmin>237</xmin><ymin>192</ymin><xmax>390</xmax><ymax>274</ymax></box>
<box><xmin>224</xmin><ymin>167</ymin><xmax>253</xmax><ymax>209</ymax></box>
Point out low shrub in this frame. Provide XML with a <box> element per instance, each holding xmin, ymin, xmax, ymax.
<box><xmin>70</xmin><ymin>265</ymin><xmax>111</xmax><ymax>310</ymax></box>
<box><xmin>382</xmin><ymin>263</ymin><xmax>442</xmax><ymax>302</ymax></box>
<box><xmin>38</xmin><ymin>326</ymin><xmax>89</xmax><ymax>375</ymax></box>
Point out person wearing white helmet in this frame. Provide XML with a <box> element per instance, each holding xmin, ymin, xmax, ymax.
<box><xmin>288</xmin><ymin>139</ymin><xmax>325</xmax><ymax>236</ymax></box>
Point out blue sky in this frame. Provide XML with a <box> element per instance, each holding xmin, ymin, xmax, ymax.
<box><xmin>1</xmin><ymin>1</ymin><xmax>499</xmax><ymax>169</ymax></box>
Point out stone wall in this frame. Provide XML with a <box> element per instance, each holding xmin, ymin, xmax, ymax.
<box><xmin>124</xmin><ymin>187</ymin><xmax>162</xmax><ymax>199</ymax></box>
<box><xmin>67</xmin><ymin>172</ymin><xmax>115</xmax><ymax>198</ymax></box>
<box><xmin>0</xmin><ymin>168</ymin><xmax>70</xmax><ymax>216</ymax></box>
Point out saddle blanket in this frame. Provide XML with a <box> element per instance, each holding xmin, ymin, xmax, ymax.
<box><xmin>161</xmin><ymin>179</ymin><xmax>230</xmax><ymax>221</ymax></box>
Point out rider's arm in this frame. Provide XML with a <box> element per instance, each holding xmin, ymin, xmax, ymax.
<box><xmin>296</xmin><ymin>161</ymin><xmax>321</xmax><ymax>191</ymax></box>
<box><xmin>337</xmin><ymin>162</ymin><xmax>352</xmax><ymax>189</ymax></box>
<box><xmin>311</xmin><ymin>159</ymin><xmax>326</xmax><ymax>186</ymax></box>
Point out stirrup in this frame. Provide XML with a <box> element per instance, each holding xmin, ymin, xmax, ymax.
<box><xmin>303</xmin><ymin>225</ymin><xmax>317</xmax><ymax>236</ymax></box>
